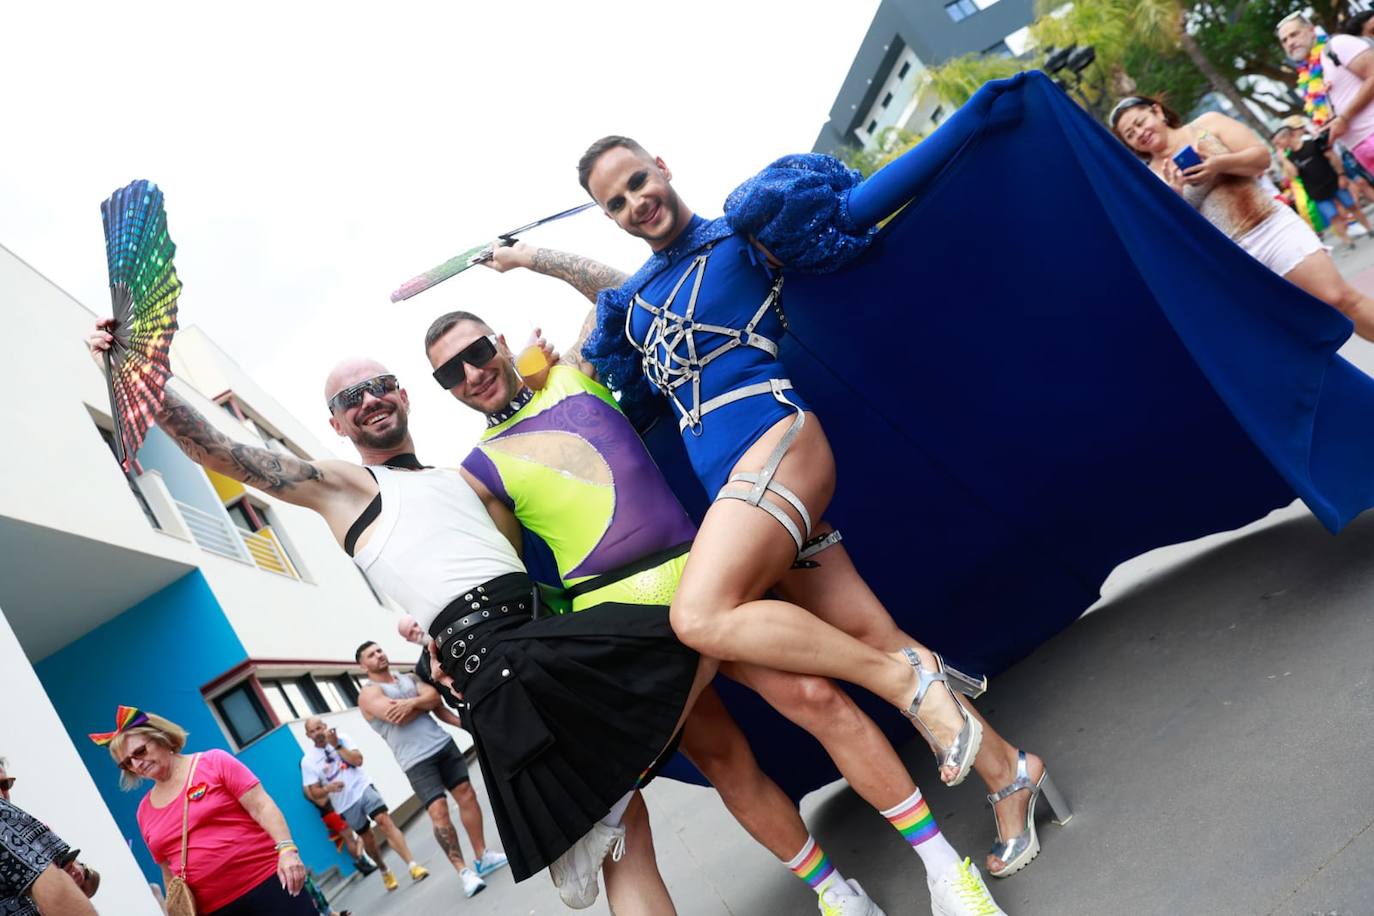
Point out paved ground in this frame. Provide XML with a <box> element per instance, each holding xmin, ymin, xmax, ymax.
<box><xmin>330</xmin><ymin>231</ymin><xmax>1374</xmax><ymax>916</ymax></box>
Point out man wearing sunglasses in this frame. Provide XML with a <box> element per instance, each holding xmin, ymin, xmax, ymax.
<box><xmin>84</xmin><ymin>322</ymin><xmax>709</xmax><ymax>912</ymax></box>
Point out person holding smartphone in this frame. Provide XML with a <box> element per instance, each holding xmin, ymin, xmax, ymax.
<box><xmin>1111</xmin><ymin>95</ymin><xmax>1374</xmax><ymax>341</ymax></box>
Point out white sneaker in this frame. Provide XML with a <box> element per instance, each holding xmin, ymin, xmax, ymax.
<box><xmin>459</xmin><ymin>866</ymin><xmax>487</xmax><ymax>898</ymax></box>
<box><xmin>547</xmin><ymin>821</ymin><xmax>626</xmax><ymax>909</ymax></box>
<box><xmin>820</xmin><ymin>878</ymin><xmax>887</xmax><ymax>915</ymax></box>
<box><xmin>929</xmin><ymin>858</ymin><xmax>1005</xmax><ymax>916</ymax></box>
<box><xmin>474</xmin><ymin>848</ymin><xmax>509</xmax><ymax>877</ymax></box>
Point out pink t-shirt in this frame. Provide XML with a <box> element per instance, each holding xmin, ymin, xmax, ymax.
<box><xmin>136</xmin><ymin>749</ymin><xmax>279</xmax><ymax>912</ymax></box>
<box><xmin>1324</xmin><ymin>35</ymin><xmax>1374</xmax><ymax>147</ymax></box>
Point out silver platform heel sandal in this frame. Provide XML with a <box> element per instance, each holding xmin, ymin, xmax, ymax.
<box><xmin>986</xmin><ymin>750</ymin><xmax>1072</xmax><ymax>878</ymax></box>
<box><xmin>900</xmin><ymin>648</ymin><xmax>987</xmax><ymax>786</ymax></box>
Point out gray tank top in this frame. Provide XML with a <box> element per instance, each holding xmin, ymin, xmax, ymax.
<box><xmin>364</xmin><ymin>673</ymin><xmax>453</xmax><ymax>771</ymax></box>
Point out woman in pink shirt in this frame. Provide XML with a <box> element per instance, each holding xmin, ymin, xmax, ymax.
<box><xmin>91</xmin><ymin>707</ymin><xmax>312</xmax><ymax>915</ymax></box>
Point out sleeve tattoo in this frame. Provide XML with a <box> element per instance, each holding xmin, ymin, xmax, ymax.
<box><xmin>156</xmin><ymin>390</ymin><xmax>324</xmax><ymax>492</ymax></box>
<box><xmin>529</xmin><ymin>248</ymin><xmax>628</xmax><ymax>305</ymax></box>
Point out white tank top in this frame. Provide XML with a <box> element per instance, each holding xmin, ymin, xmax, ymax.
<box><xmin>352</xmin><ymin>465</ymin><xmax>523</xmax><ymax>630</ymax></box>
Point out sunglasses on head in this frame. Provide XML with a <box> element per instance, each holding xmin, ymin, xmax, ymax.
<box><xmin>327</xmin><ymin>374</ymin><xmax>399</xmax><ymax>414</ymax></box>
<box><xmin>118</xmin><ymin>744</ymin><xmax>151</xmax><ymax>771</ymax></box>
<box><xmin>432</xmin><ymin>335</ymin><xmax>500</xmax><ymax>390</ymax></box>
<box><xmin>1108</xmin><ymin>96</ymin><xmax>1151</xmax><ymax>128</ymax></box>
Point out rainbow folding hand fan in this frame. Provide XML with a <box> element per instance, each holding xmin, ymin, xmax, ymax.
<box><xmin>100</xmin><ymin>179</ymin><xmax>181</xmax><ymax>470</ymax></box>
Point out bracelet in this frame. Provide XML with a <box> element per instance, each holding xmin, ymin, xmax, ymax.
<box><xmin>277</xmin><ymin>845</ymin><xmax>299</xmax><ymax>857</ymax></box>
<box><xmin>274</xmin><ymin>839</ymin><xmax>297</xmax><ymax>851</ymax></box>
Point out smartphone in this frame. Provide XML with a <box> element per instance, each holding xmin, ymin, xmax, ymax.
<box><xmin>1172</xmin><ymin>145</ymin><xmax>1203</xmax><ymax>170</ymax></box>
<box><xmin>55</xmin><ymin>848</ymin><xmax>80</xmax><ymax>868</ymax></box>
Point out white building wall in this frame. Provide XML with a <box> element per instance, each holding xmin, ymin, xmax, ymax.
<box><xmin>0</xmin><ymin>604</ymin><xmax>162</xmax><ymax>916</ymax></box>
<box><xmin>0</xmin><ymin>241</ymin><xmax>412</xmax><ymax>667</ymax></box>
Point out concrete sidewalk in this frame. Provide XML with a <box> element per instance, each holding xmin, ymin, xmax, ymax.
<box><xmin>330</xmin><ymin>239</ymin><xmax>1374</xmax><ymax>916</ymax></box>
<box><xmin>329</xmin><ymin>505</ymin><xmax>1374</xmax><ymax>916</ymax></box>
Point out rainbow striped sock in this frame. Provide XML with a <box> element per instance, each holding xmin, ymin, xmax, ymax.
<box><xmin>880</xmin><ymin>789</ymin><xmax>960</xmax><ymax>876</ymax></box>
<box><xmin>784</xmin><ymin>836</ymin><xmax>846</xmax><ymax>897</ymax></box>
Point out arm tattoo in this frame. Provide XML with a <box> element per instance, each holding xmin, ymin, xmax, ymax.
<box><xmin>156</xmin><ymin>390</ymin><xmax>324</xmax><ymax>493</ymax></box>
<box><xmin>529</xmin><ymin>248</ymin><xmax>628</xmax><ymax>304</ymax></box>
<box><xmin>563</xmin><ymin>307</ymin><xmax>601</xmax><ymax>374</ymax></box>
<box><xmin>433</xmin><ymin>821</ymin><xmax>466</xmax><ymax>864</ymax></box>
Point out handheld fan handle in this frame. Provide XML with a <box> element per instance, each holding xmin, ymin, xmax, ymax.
<box><xmin>102</xmin><ymin>345</ymin><xmax>126</xmax><ymax>469</ymax></box>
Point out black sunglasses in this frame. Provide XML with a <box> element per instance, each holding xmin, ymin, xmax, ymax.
<box><xmin>118</xmin><ymin>744</ymin><xmax>151</xmax><ymax>772</ymax></box>
<box><xmin>432</xmin><ymin>335</ymin><xmax>500</xmax><ymax>389</ymax></box>
<box><xmin>327</xmin><ymin>374</ymin><xmax>400</xmax><ymax>414</ymax></box>
<box><xmin>0</xmin><ymin>777</ymin><xmax>14</xmax><ymax>791</ymax></box>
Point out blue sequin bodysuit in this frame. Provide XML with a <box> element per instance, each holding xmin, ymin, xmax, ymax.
<box><xmin>586</xmin><ymin>152</ymin><xmax>915</xmax><ymax>500</ymax></box>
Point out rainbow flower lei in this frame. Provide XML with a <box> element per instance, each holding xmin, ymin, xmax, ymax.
<box><xmin>1297</xmin><ymin>30</ymin><xmax>1335</xmax><ymax>126</ymax></box>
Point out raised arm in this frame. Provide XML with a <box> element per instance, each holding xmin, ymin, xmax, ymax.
<box><xmin>481</xmin><ymin>241</ymin><xmax>627</xmax><ymax>376</ymax></box>
<box><xmin>87</xmin><ymin>320</ymin><xmax>368</xmax><ymax>515</ymax></box>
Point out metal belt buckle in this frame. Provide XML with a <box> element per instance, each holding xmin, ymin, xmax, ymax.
<box><xmin>464</xmin><ymin>654</ymin><xmax>481</xmax><ymax>674</ymax></box>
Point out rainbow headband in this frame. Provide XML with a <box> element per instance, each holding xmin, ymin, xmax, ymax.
<box><xmin>88</xmin><ymin>705</ymin><xmax>150</xmax><ymax>746</ymax></box>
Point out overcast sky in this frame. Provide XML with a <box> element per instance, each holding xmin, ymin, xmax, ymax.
<box><xmin>3</xmin><ymin>0</ymin><xmax>879</xmax><ymax>461</ymax></box>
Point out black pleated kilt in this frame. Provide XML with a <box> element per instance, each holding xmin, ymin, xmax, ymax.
<box><xmin>442</xmin><ymin>600</ymin><xmax>698</xmax><ymax>882</ymax></box>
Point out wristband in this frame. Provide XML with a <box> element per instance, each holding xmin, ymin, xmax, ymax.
<box><xmin>274</xmin><ymin>839</ymin><xmax>297</xmax><ymax>850</ymax></box>
<box><xmin>277</xmin><ymin>845</ymin><xmax>299</xmax><ymax>857</ymax></box>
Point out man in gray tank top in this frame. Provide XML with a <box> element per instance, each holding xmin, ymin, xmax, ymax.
<box><xmin>356</xmin><ymin>640</ymin><xmax>507</xmax><ymax>898</ymax></box>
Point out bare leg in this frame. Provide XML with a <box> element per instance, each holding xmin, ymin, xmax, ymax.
<box><xmin>677</xmin><ymin>685</ymin><xmax>809</xmax><ymax>859</ymax></box>
<box><xmin>373</xmin><ymin>812</ymin><xmax>416</xmax><ymax>864</ymax></box>
<box><xmin>359</xmin><ymin>829</ymin><xmax>388</xmax><ymax>872</ymax></box>
<box><xmin>448</xmin><ymin>781</ymin><xmax>488</xmax><ymax>859</ymax></box>
<box><xmin>427</xmin><ymin>799</ymin><xmax>469</xmax><ymax>872</ymax></box>
<box><xmin>1342</xmin><ymin>197</ymin><xmax>1374</xmax><ymax>234</ymax></box>
<box><xmin>774</xmin><ymin>534</ymin><xmax>1042</xmax><ymax>872</ymax></box>
<box><xmin>1284</xmin><ymin>248</ymin><xmax>1374</xmax><ymax>340</ymax></box>
<box><xmin>603</xmin><ymin>792</ymin><xmax>677</xmax><ymax>916</ymax></box>
<box><xmin>670</xmin><ymin>413</ymin><xmax>966</xmax><ymax>776</ymax></box>
<box><xmin>1325</xmin><ymin>204</ymin><xmax>1353</xmax><ymax>245</ymax></box>
<box><xmin>340</xmin><ymin>825</ymin><xmax>364</xmax><ymax>859</ymax></box>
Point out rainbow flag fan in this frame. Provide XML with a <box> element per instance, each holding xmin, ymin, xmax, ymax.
<box><xmin>100</xmin><ymin>179</ymin><xmax>182</xmax><ymax>470</ymax></box>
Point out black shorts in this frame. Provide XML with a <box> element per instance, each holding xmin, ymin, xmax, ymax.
<box><xmin>404</xmin><ymin>739</ymin><xmax>470</xmax><ymax>807</ymax></box>
<box><xmin>205</xmin><ymin>872</ymin><xmax>316</xmax><ymax>915</ymax></box>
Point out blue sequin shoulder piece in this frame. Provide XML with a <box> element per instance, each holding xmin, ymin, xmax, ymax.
<box><xmin>724</xmin><ymin>153</ymin><xmax>876</xmax><ymax>273</ymax></box>
<box><xmin>583</xmin><ymin>215</ymin><xmax>734</xmax><ymax>427</ymax></box>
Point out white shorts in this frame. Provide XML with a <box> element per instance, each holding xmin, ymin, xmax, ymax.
<box><xmin>1235</xmin><ymin>204</ymin><xmax>1326</xmax><ymax>278</ymax></box>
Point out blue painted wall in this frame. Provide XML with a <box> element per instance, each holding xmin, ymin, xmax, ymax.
<box><xmin>36</xmin><ymin>571</ymin><xmax>352</xmax><ymax>886</ymax></box>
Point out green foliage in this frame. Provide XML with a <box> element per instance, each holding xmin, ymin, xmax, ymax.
<box><xmin>840</xmin><ymin>127</ymin><xmax>925</xmax><ymax>177</ymax></box>
<box><xmin>926</xmin><ymin>0</ymin><xmax>1340</xmax><ymax>123</ymax></box>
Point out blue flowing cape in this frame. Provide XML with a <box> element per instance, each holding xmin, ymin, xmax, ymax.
<box><xmin>641</xmin><ymin>71</ymin><xmax>1374</xmax><ymax>799</ymax></box>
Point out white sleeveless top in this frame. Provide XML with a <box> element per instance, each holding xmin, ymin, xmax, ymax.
<box><xmin>352</xmin><ymin>465</ymin><xmax>524</xmax><ymax>630</ymax></box>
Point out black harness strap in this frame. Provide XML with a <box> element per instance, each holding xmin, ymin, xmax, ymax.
<box><xmin>560</xmin><ymin>541</ymin><xmax>693</xmax><ymax>601</ymax></box>
<box><xmin>344</xmin><ymin>456</ymin><xmax>431</xmax><ymax>557</ymax></box>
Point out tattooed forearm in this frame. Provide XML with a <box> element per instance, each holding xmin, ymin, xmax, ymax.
<box><xmin>563</xmin><ymin>307</ymin><xmax>601</xmax><ymax>377</ymax></box>
<box><xmin>156</xmin><ymin>390</ymin><xmax>324</xmax><ymax>493</ymax></box>
<box><xmin>434</xmin><ymin>822</ymin><xmax>465</xmax><ymax>864</ymax></box>
<box><xmin>529</xmin><ymin>248</ymin><xmax>628</xmax><ymax>304</ymax></box>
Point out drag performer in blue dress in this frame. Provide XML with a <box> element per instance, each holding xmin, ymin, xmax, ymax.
<box><xmin>484</xmin><ymin>137</ymin><xmax>1063</xmax><ymax>882</ymax></box>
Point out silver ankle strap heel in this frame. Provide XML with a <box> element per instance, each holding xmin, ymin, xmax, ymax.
<box><xmin>900</xmin><ymin>648</ymin><xmax>985</xmax><ymax>786</ymax></box>
<box><xmin>986</xmin><ymin>750</ymin><xmax>1072</xmax><ymax>878</ymax></box>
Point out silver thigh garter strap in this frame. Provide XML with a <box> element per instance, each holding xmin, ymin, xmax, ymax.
<box><xmin>628</xmin><ymin>246</ymin><xmax>841</xmax><ymax>565</ymax></box>
<box><xmin>714</xmin><ymin>381</ymin><xmax>842</xmax><ymax>566</ymax></box>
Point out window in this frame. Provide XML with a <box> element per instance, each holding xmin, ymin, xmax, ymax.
<box><xmin>898</xmin><ymin>61</ymin><xmax>911</xmax><ymax>79</ymax></box>
<box><xmin>317</xmin><ymin>676</ymin><xmax>358</xmax><ymax>712</ymax></box>
<box><xmin>97</xmin><ymin>426</ymin><xmax>160</xmax><ymax>530</ymax></box>
<box><xmin>213</xmin><ymin>684</ymin><xmax>273</xmax><ymax>746</ymax></box>
<box><xmin>259</xmin><ymin>680</ymin><xmax>296</xmax><ymax>724</ymax></box>
<box><xmin>932</xmin><ymin>106</ymin><xmax>946</xmax><ymax>126</ymax></box>
<box><xmin>226</xmin><ymin>498</ymin><xmax>265</xmax><ymax>533</ymax></box>
<box><xmin>881</xmin><ymin>92</ymin><xmax>894</xmax><ymax>109</ymax></box>
<box><xmin>867</xmin><ymin>119</ymin><xmax>878</xmax><ymax>134</ymax></box>
<box><xmin>944</xmin><ymin>0</ymin><xmax>978</xmax><ymax>21</ymax></box>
